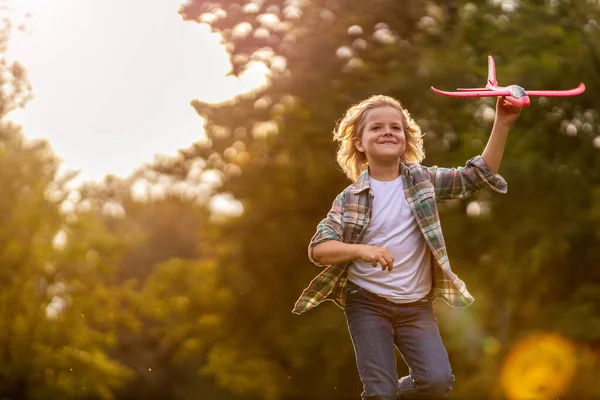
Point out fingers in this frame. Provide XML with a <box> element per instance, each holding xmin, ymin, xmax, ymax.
<box><xmin>382</xmin><ymin>252</ymin><xmax>394</xmax><ymax>271</ymax></box>
<box><xmin>377</xmin><ymin>256</ymin><xmax>388</xmax><ymax>271</ymax></box>
<box><xmin>369</xmin><ymin>249</ymin><xmax>394</xmax><ymax>271</ymax></box>
<box><xmin>497</xmin><ymin>97</ymin><xmax>521</xmax><ymax>120</ymax></box>
<box><xmin>362</xmin><ymin>246</ymin><xmax>394</xmax><ymax>271</ymax></box>
<box><xmin>501</xmin><ymin>98</ymin><xmax>515</xmax><ymax>109</ymax></box>
<box><xmin>499</xmin><ymin>97</ymin><xmax>520</xmax><ymax>113</ymax></box>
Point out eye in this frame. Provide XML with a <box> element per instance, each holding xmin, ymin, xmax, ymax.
<box><xmin>392</xmin><ymin>125</ymin><xmax>402</xmax><ymax>131</ymax></box>
<box><xmin>371</xmin><ymin>125</ymin><xmax>381</xmax><ymax>130</ymax></box>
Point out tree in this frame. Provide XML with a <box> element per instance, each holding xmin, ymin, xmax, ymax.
<box><xmin>0</xmin><ymin>14</ymin><xmax>132</xmax><ymax>397</ymax></box>
<box><xmin>77</xmin><ymin>171</ymin><xmax>240</xmax><ymax>399</ymax></box>
<box><xmin>0</xmin><ymin>123</ymin><xmax>133</xmax><ymax>399</ymax></box>
<box><xmin>168</xmin><ymin>1</ymin><xmax>600</xmax><ymax>398</ymax></box>
<box><xmin>0</xmin><ymin>7</ymin><xmax>31</xmax><ymax>118</ymax></box>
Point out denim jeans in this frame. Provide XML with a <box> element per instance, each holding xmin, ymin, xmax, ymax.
<box><xmin>344</xmin><ymin>280</ymin><xmax>454</xmax><ymax>400</ymax></box>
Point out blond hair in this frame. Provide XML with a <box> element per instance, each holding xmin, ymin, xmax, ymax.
<box><xmin>333</xmin><ymin>95</ymin><xmax>425</xmax><ymax>181</ymax></box>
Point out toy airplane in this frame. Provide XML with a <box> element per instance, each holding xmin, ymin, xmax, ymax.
<box><xmin>431</xmin><ymin>56</ymin><xmax>585</xmax><ymax>108</ymax></box>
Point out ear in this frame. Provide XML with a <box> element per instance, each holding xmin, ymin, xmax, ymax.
<box><xmin>354</xmin><ymin>136</ymin><xmax>365</xmax><ymax>153</ymax></box>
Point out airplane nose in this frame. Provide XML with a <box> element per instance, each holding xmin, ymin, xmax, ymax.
<box><xmin>507</xmin><ymin>96</ymin><xmax>530</xmax><ymax>108</ymax></box>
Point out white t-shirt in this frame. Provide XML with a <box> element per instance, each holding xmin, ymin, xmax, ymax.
<box><xmin>348</xmin><ymin>175</ymin><xmax>432</xmax><ymax>303</ymax></box>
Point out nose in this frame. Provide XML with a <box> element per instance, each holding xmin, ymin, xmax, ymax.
<box><xmin>383</xmin><ymin>126</ymin><xmax>394</xmax><ymax>135</ymax></box>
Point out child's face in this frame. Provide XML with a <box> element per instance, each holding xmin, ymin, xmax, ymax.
<box><xmin>355</xmin><ymin>106</ymin><xmax>406</xmax><ymax>164</ymax></box>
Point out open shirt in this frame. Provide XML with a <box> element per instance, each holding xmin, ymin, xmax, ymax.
<box><xmin>292</xmin><ymin>156</ymin><xmax>507</xmax><ymax>315</ymax></box>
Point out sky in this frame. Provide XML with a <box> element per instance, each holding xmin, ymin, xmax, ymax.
<box><xmin>6</xmin><ymin>0</ymin><xmax>267</xmax><ymax>183</ymax></box>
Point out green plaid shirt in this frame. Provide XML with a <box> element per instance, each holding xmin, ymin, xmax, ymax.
<box><xmin>292</xmin><ymin>155</ymin><xmax>507</xmax><ymax>315</ymax></box>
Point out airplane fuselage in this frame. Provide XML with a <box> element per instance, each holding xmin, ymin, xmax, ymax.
<box><xmin>431</xmin><ymin>55</ymin><xmax>584</xmax><ymax>108</ymax></box>
<box><xmin>488</xmin><ymin>84</ymin><xmax>531</xmax><ymax>108</ymax></box>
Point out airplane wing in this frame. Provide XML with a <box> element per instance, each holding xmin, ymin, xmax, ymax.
<box><xmin>525</xmin><ymin>83</ymin><xmax>586</xmax><ymax>97</ymax></box>
<box><xmin>431</xmin><ymin>86</ymin><xmax>511</xmax><ymax>97</ymax></box>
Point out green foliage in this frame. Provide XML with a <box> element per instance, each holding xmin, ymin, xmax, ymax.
<box><xmin>3</xmin><ymin>0</ymin><xmax>600</xmax><ymax>399</ymax></box>
<box><xmin>160</xmin><ymin>0</ymin><xmax>600</xmax><ymax>398</ymax></box>
<box><xmin>113</xmin><ymin>258</ymin><xmax>235</xmax><ymax>400</ymax></box>
<box><xmin>0</xmin><ymin>123</ymin><xmax>132</xmax><ymax>399</ymax></box>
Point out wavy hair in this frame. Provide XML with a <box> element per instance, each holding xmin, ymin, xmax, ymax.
<box><xmin>333</xmin><ymin>95</ymin><xmax>425</xmax><ymax>181</ymax></box>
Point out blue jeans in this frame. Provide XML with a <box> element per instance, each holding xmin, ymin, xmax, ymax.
<box><xmin>344</xmin><ymin>281</ymin><xmax>454</xmax><ymax>400</ymax></box>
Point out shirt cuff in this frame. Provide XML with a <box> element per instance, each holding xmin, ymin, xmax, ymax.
<box><xmin>467</xmin><ymin>155</ymin><xmax>508</xmax><ymax>194</ymax></box>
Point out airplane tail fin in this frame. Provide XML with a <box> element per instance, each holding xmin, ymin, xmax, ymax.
<box><xmin>487</xmin><ymin>55</ymin><xmax>498</xmax><ymax>87</ymax></box>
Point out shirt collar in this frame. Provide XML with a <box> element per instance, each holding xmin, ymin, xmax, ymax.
<box><xmin>349</xmin><ymin>163</ymin><xmax>410</xmax><ymax>194</ymax></box>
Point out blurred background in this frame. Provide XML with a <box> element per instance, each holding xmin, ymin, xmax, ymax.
<box><xmin>1</xmin><ymin>0</ymin><xmax>599</xmax><ymax>399</ymax></box>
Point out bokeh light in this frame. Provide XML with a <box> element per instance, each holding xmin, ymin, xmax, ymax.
<box><xmin>501</xmin><ymin>333</ymin><xmax>576</xmax><ymax>400</ymax></box>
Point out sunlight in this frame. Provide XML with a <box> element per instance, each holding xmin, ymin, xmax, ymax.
<box><xmin>4</xmin><ymin>0</ymin><xmax>268</xmax><ymax>184</ymax></box>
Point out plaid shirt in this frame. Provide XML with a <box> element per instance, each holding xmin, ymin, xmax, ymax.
<box><xmin>292</xmin><ymin>155</ymin><xmax>507</xmax><ymax>315</ymax></box>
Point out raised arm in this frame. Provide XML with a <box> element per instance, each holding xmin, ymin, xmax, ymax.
<box><xmin>427</xmin><ymin>97</ymin><xmax>519</xmax><ymax>200</ymax></box>
<box><xmin>426</xmin><ymin>157</ymin><xmax>507</xmax><ymax>199</ymax></box>
<box><xmin>482</xmin><ymin>96</ymin><xmax>521</xmax><ymax>173</ymax></box>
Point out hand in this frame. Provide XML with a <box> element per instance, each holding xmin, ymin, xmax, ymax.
<box><xmin>355</xmin><ymin>244</ymin><xmax>394</xmax><ymax>271</ymax></box>
<box><xmin>495</xmin><ymin>96</ymin><xmax>521</xmax><ymax>127</ymax></box>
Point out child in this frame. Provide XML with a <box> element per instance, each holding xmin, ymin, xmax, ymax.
<box><xmin>292</xmin><ymin>95</ymin><xmax>520</xmax><ymax>399</ymax></box>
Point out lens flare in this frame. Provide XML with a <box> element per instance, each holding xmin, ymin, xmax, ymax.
<box><xmin>501</xmin><ymin>333</ymin><xmax>576</xmax><ymax>400</ymax></box>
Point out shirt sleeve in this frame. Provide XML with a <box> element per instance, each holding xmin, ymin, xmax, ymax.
<box><xmin>426</xmin><ymin>155</ymin><xmax>508</xmax><ymax>200</ymax></box>
<box><xmin>307</xmin><ymin>192</ymin><xmax>345</xmax><ymax>267</ymax></box>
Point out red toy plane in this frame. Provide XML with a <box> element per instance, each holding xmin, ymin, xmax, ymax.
<box><xmin>431</xmin><ymin>56</ymin><xmax>585</xmax><ymax>108</ymax></box>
